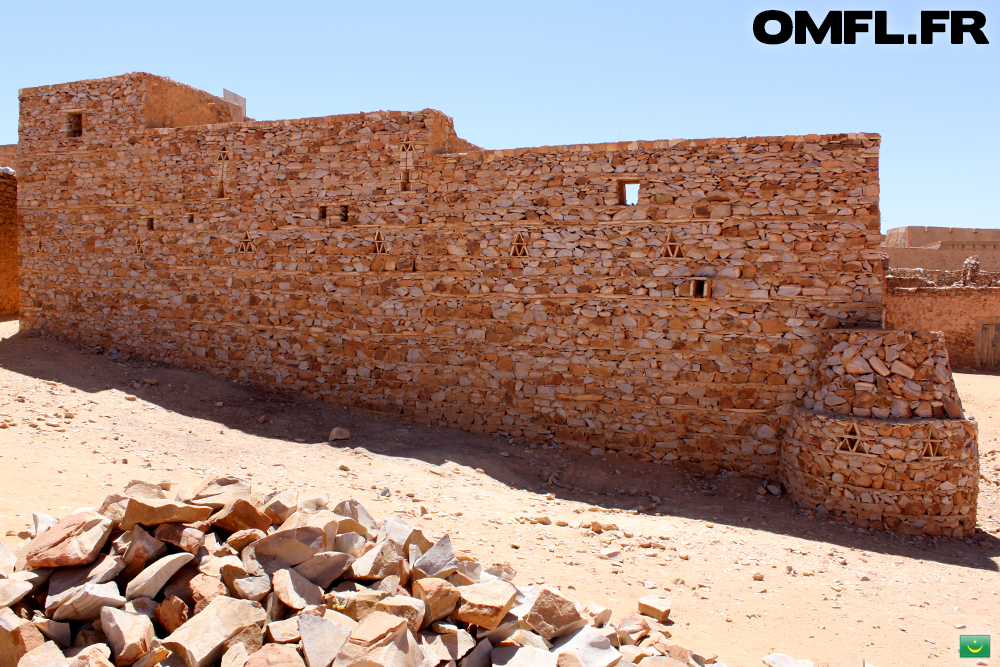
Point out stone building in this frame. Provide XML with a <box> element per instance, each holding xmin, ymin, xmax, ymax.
<box><xmin>13</xmin><ymin>72</ymin><xmax>979</xmax><ymax>536</ymax></box>
<box><xmin>0</xmin><ymin>169</ymin><xmax>16</xmax><ymax>316</ymax></box>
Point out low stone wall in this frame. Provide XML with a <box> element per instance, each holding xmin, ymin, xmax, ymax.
<box><xmin>802</xmin><ymin>329</ymin><xmax>963</xmax><ymax>419</ymax></box>
<box><xmin>0</xmin><ymin>171</ymin><xmax>17</xmax><ymax>316</ymax></box>
<box><xmin>0</xmin><ymin>144</ymin><xmax>15</xmax><ymax>169</ymax></box>
<box><xmin>781</xmin><ymin>328</ymin><xmax>979</xmax><ymax>537</ymax></box>
<box><xmin>781</xmin><ymin>408</ymin><xmax>978</xmax><ymax>537</ymax></box>
<box><xmin>883</xmin><ymin>287</ymin><xmax>1000</xmax><ymax>369</ymax></box>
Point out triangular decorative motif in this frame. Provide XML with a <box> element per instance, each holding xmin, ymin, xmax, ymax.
<box><xmin>510</xmin><ymin>232</ymin><xmax>529</xmax><ymax>257</ymax></box>
<box><xmin>373</xmin><ymin>229</ymin><xmax>388</xmax><ymax>254</ymax></box>
<box><xmin>835</xmin><ymin>422</ymin><xmax>867</xmax><ymax>454</ymax></box>
<box><xmin>920</xmin><ymin>426</ymin><xmax>947</xmax><ymax>459</ymax></box>
<box><xmin>662</xmin><ymin>232</ymin><xmax>685</xmax><ymax>258</ymax></box>
<box><xmin>132</xmin><ymin>237</ymin><xmax>145</xmax><ymax>254</ymax></box>
<box><xmin>34</xmin><ymin>239</ymin><xmax>43</xmax><ymax>253</ymax></box>
<box><xmin>236</xmin><ymin>231</ymin><xmax>258</xmax><ymax>254</ymax></box>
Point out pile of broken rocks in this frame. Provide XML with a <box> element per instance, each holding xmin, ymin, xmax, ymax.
<box><xmin>0</xmin><ymin>476</ymin><xmax>719</xmax><ymax>667</ymax></box>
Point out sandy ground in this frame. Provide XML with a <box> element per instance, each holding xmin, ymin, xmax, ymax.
<box><xmin>0</xmin><ymin>317</ymin><xmax>997</xmax><ymax>667</ymax></box>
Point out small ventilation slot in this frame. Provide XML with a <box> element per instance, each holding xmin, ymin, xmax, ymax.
<box><xmin>338</xmin><ymin>206</ymin><xmax>349</xmax><ymax>223</ymax></box>
<box><xmin>236</xmin><ymin>231</ymin><xmax>258</xmax><ymax>254</ymax></box>
<box><xmin>661</xmin><ymin>232</ymin><xmax>684</xmax><ymax>259</ymax></box>
<box><xmin>401</xmin><ymin>170</ymin><xmax>412</xmax><ymax>192</ymax></box>
<box><xmin>373</xmin><ymin>229</ymin><xmax>388</xmax><ymax>254</ymax></box>
<box><xmin>215</xmin><ymin>149</ymin><xmax>230</xmax><ymax>198</ymax></box>
<box><xmin>835</xmin><ymin>422</ymin><xmax>866</xmax><ymax>454</ymax></box>
<box><xmin>510</xmin><ymin>232</ymin><xmax>529</xmax><ymax>257</ymax></box>
<box><xmin>146</xmin><ymin>218</ymin><xmax>155</xmax><ymax>231</ymax></box>
<box><xmin>318</xmin><ymin>206</ymin><xmax>328</xmax><ymax>220</ymax></box>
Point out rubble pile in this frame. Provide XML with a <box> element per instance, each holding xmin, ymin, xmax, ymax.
<box><xmin>0</xmin><ymin>476</ymin><xmax>710</xmax><ymax>667</ymax></box>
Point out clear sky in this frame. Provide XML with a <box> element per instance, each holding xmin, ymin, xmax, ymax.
<box><xmin>1</xmin><ymin>1</ymin><xmax>996</xmax><ymax>231</ymax></box>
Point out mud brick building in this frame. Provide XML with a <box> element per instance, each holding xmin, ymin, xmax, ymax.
<box><xmin>13</xmin><ymin>73</ymin><xmax>979</xmax><ymax>535</ymax></box>
<box><xmin>882</xmin><ymin>225</ymin><xmax>1000</xmax><ymax>272</ymax></box>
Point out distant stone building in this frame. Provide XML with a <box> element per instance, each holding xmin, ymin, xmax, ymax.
<box><xmin>883</xmin><ymin>226</ymin><xmax>1000</xmax><ymax>272</ymax></box>
<box><xmin>11</xmin><ymin>72</ymin><xmax>980</xmax><ymax>536</ymax></box>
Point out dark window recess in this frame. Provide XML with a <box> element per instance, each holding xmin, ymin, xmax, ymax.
<box><xmin>618</xmin><ymin>181</ymin><xmax>640</xmax><ymax>205</ymax></box>
<box><xmin>690</xmin><ymin>277</ymin><xmax>711</xmax><ymax>298</ymax></box>
<box><xmin>338</xmin><ymin>206</ymin><xmax>349</xmax><ymax>222</ymax></box>
<box><xmin>68</xmin><ymin>113</ymin><xmax>83</xmax><ymax>138</ymax></box>
<box><xmin>318</xmin><ymin>206</ymin><xmax>328</xmax><ymax>220</ymax></box>
<box><xmin>401</xmin><ymin>170</ymin><xmax>412</xmax><ymax>192</ymax></box>
<box><xmin>183</xmin><ymin>215</ymin><xmax>193</xmax><ymax>225</ymax></box>
<box><xmin>146</xmin><ymin>218</ymin><xmax>155</xmax><ymax>231</ymax></box>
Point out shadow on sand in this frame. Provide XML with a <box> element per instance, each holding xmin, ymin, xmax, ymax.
<box><xmin>1</xmin><ymin>323</ymin><xmax>996</xmax><ymax>572</ymax></box>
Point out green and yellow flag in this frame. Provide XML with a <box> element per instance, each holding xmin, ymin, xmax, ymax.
<box><xmin>960</xmin><ymin>635</ymin><xmax>990</xmax><ymax>658</ymax></box>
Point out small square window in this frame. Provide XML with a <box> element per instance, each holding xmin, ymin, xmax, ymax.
<box><xmin>318</xmin><ymin>206</ymin><xmax>328</xmax><ymax>220</ymax></box>
<box><xmin>618</xmin><ymin>181</ymin><xmax>640</xmax><ymax>205</ymax></box>
<box><xmin>338</xmin><ymin>206</ymin><xmax>349</xmax><ymax>222</ymax></box>
<box><xmin>689</xmin><ymin>277</ymin><xmax>711</xmax><ymax>298</ymax></box>
<box><xmin>67</xmin><ymin>112</ymin><xmax>83</xmax><ymax>138</ymax></box>
<box><xmin>146</xmin><ymin>218</ymin><xmax>155</xmax><ymax>231</ymax></box>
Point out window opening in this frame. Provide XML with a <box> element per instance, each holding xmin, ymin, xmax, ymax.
<box><xmin>338</xmin><ymin>206</ymin><xmax>349</xmax><ymax>223</ymax></box>
<box><xmin>67</xmin><ymin>113</ymin><xmax>83</xmax><ymax>138</ymax></box>
<box><xmin>618</xmin><ymin>181</ymin><xmax>640</xmax><ymax>205</ymax></box>
<box><xmin>373</xmin><ymin>229</ymin><xmax>388</xmax><ymax>254</ymax></box>
<box><xmin>661</xmin><ymin>232</ymin><xmax>685</xmax><ymax>259</ymax></box>
<box><xmin>146</xmin><ymin>218</ymin><xmax>155</xmax><ymax>231</ymax></box>
<box><xmin>236</xmin><ymin>231</ymin><xmax>258</xmax><ymax>254</ymax></box>
<box><xmin>510</xmin><ymin>232</ymin><xmax>529</xmax><ymax>257</ymax></box>
<box><xmin>835</xmin><ymin>422</ymin><xmax>866</xmax><ymax>454</ymax></box>
<box><xmin>689</xmin><ymin>277</ymin><xmax>711</xmax><ymax>298</ymax></box>
<box><xmin>318</xmin><ymin>206</ymin><xmax>328</xmax><ymax>220</ymax></box>
<box><xmin>183</xmin><ymin>215</ymin><xmax>193</xmax><ymax>225</ymax></box>
<box><xmin>920</xmin><ymin>427</ymin><xmax>947</xmax><ymax>459</ymax></box>
<box><xmin>401</xmin><ymin>170</ymin><xmax>412</xmax><ymax>192</ymax></box>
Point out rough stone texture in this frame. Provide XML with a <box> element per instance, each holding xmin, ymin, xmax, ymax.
<box><xmin>26</xmin><ymin>512</ymin><xmax>113</xmax><ymax>569</ymax></box>
<box><xmin>16</xmin><ymin>72</ymin><xmax>885</xmax><ymax>479</ymax></box>
<box><xmin>161</xmin><ymin>595</ymin><xmax>267</xmax><ymax>667</ymax></box>
<box><xmin>0</xmin><ymin>607</ymin><xmax>46</xmax><ymax>667</ymax></box>
<box><xmin>0</xmin><ymin>171</ymin><xmax>16</xmax><ymax>317</ymax></box>
<box><xmin>883</xmin><ymin>285</ymin><xmax>1000</xmax><ymax>369</ymax></box>
<box><xmin>0</xmin><ymin>145</ymin><xmax>15</xmax><ymax>169</ymax></box>
<box><xmin>781</xmin><ymin>330</ymin><xmax>979</xmax><ymax>538</ymax></box>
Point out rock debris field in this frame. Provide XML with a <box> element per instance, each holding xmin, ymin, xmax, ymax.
<box><xmin>0</xmin><ymin>321</ymin><xmax>998</xmax><ymax>667</ymax></box>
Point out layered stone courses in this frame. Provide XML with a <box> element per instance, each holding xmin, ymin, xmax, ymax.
<box><xmin>17</xmin><ymin>72</ymin><xmax>886</xmax><ymax>479</ymax></box>
<box><xmin>780</xmin><ymin>329</ymin><xmax>979</xmax><ymax>537</ymax></box>
<box><xmin>0</xmin><ymin>171</ymin><xmax>17</xmax><ymax>316</ymax></box>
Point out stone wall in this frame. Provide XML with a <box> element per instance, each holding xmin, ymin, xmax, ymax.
<box><xmin>0</xmin><ymin>171</ymin><xmax>17</xmax><ymax>316</ymax></box>
<box><xmin>882</xmin><ymin>226</ymin><xmax>1000</xmax><ymax>272</ymax></box>
<box><xmin>0</xmin><ymin>144</ymin><xmax>15</xmax><ymax>168</ymax></box>
<box><xmin>883</xmin><ymin>287</ymin><xmax>1000</xmax><ymax>368</ymax></box>
<box><xmin>781</xmin><ymin>329</ymin><xmax>979</xmax><ymax>537</ymax></box>
<box><xmin>17</xmin><ymin>72</ymin><xmax>885</xmax><ymax>477</ymax></box>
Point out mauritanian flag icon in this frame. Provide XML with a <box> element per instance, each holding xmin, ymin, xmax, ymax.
<box><xmin>960</xmin><ymin>635</ymin><xmax>990</xmax><ymax>658</ymax></box>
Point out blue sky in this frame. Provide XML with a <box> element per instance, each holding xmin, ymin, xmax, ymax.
<box><xmin>1</xmin><ymin>1</ymin><xmax>996</xmax><ymax>231</ymax></box>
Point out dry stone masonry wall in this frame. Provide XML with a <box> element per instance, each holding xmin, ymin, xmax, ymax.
<box><xmin>0</xmin><ymin>171</ymin><xmax>17</xmax><ymax>316</ymax></box>
<box><xmin>19</xmin><ymin>73</ymin><xmax>983</xmax><ymax>535</ymax></box>
<box><xmin>16</xmin><ymin>73</ymin><xmax>884</xmax><ymax>480</ymax></box>
<box><xmin>780</xmin><ymin>330</ymin><xmax>979</xmax><ymax>537</ymax></box>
